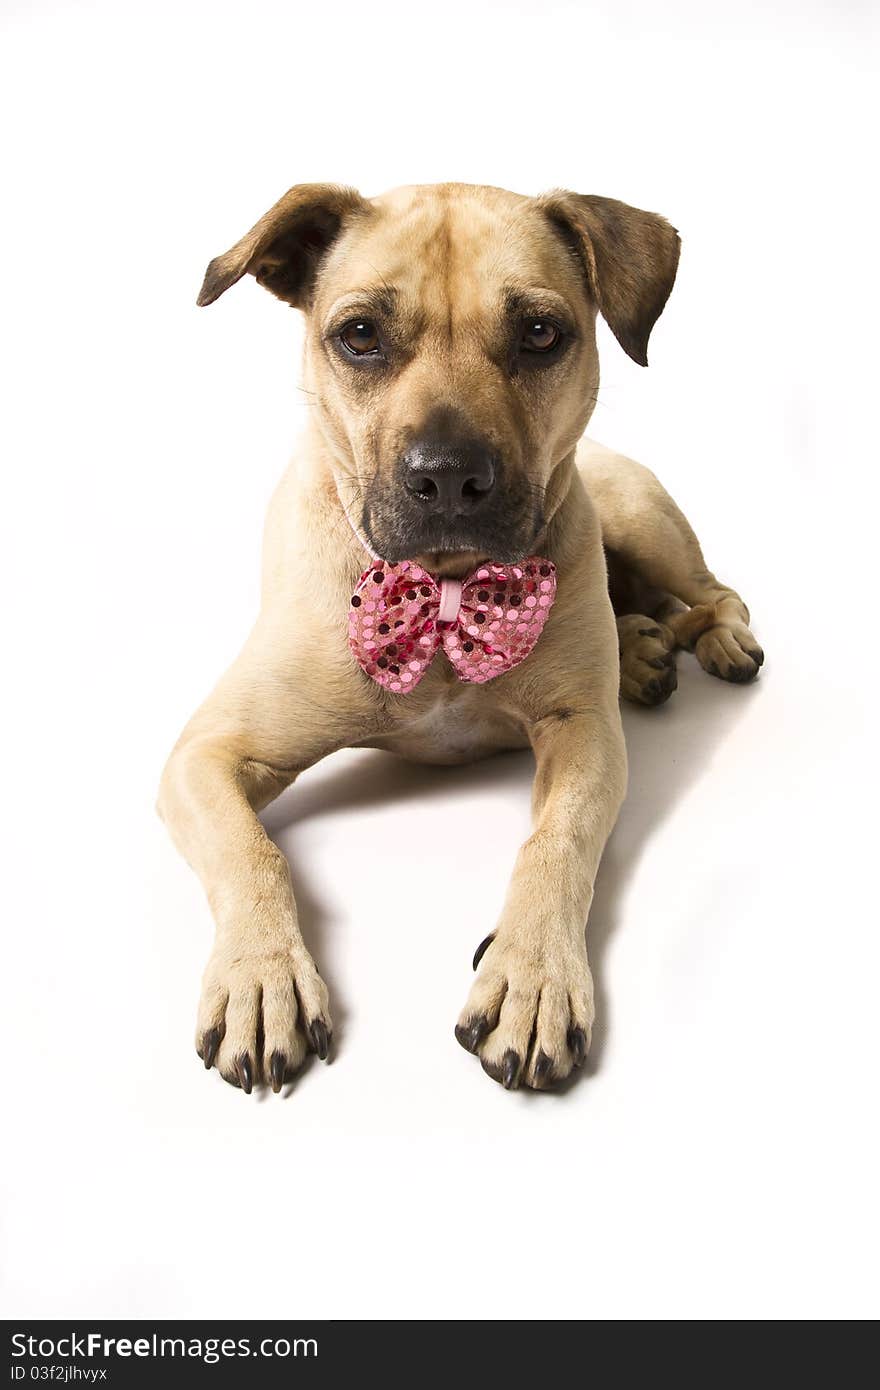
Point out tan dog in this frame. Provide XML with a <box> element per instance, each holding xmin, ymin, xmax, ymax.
<box><xmin>158</xmin><ymin>181</ymin><xmax>763</xmax><ymax>1094</ymax></box>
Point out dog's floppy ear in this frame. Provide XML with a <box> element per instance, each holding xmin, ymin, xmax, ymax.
<box><xmin>539</xmin><ymin>191</ymin><xmax>680</xmax><ymax>365</ymax></box>
<box><xmin>197</xmin><ymin>182</ymin><xmax>370</xmax><ymax>308</ymax></box>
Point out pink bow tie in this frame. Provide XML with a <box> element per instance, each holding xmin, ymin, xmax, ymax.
<box><xmin>348</xmin><ymin>557</ymin><xmax>557</xmax><ymax>693</ymax></box>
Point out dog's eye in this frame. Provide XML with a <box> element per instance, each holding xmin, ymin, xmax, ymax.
<box><xmin>520</xmin><ymin>319</ymin><xmax>561</xmax><ymax>353</ymax></box>
<box><xmin>340</xmin><ymin>320</ymin><xmax>381</xmax><ymax>355</ymax></box>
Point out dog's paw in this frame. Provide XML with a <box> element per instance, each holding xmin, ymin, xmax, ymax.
<box><xmin>695</xmin><ymin>620</ymin><xmax>764</xmax><ymax>684</ymax></box>
<box><xmin>617</xmin><ymin>615</ymin><xmax>678</xmax><ymax>707</ymax></box>
<box><xmin>196</xmin><ymin>938</ymin><xmax>332</xmax><ymax>1093</ymax></box>
<box><xmin>455</xmin><ymin>934</ymin><xmax>594</xmax><ymax>1090</ymax></box>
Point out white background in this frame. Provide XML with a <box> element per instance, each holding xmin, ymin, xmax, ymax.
<box><xmin>1</xmin><ymin>0</ymin><xmax>877</xmax><ymax>1321</ymax></box>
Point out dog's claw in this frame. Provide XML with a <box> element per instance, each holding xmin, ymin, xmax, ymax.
<box><xmin>201</xmin><ymin>1027</ymin><xmax>220</xmax><ymax>1070</ymax></box>
<box><xmin>235</xmin><ymin>1053</ymin><xmax>253</xmax><ymax>1094</ymax></box>
<box><xmin>727</xmin><ymin>663</ymin><xmax>755</xmax><ymax>683</ymax></box>
<box><xmin>309</xmin><ymin>1019</ymin><xmax>329</xmax><ymax>1061</ymax></box>
<box><xmin>568</xmin><ymin>1026</ymin><xmax>588</xmax><ymax>1067</ymax></box>
<box><xmin>472</xmin><ymin>933</ymin><xmax>495</xmax><ymax>971</ymax></box>
<box><xmin>501</xmin><ymin>1049</ymin><xmax>521</xmax><ymax>1090</ymax></box>
<box><xmin>455</xmin><ymin>1015</ymin><xmax>489</xmax><ymax>1055</ymax></box>
<box><xmin>533</xmin><ymin>1049</ymin><xmax>555</xmax><ymax>1086</ymax></box>
<box><xmin>480</xmin><ymin>1047</ymin><xmax>540</xmax><ymax>1090</ymax></box>
<box><xmin>269</xmin><ymin>1051</ymin><xmax>286</xmax><ymax>1093</ymax></box>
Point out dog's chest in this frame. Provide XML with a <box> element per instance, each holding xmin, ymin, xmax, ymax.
<box><xmin>366</xmin><ymin>687</ymin><xmax>527</xmax><ymax>765</ymax></box>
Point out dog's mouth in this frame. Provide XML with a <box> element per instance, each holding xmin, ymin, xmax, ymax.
<box><xmin>361</xmin><ymin>484</ymin><xmax>544</xmax><ymax>574</ymax></box>
<box><xmin>362</xmin><ymin>513</ymin><xmax>543</xmax><ymax>574</ymax></box>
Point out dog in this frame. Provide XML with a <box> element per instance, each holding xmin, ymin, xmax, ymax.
<box><xmin>158</xmin><ymin>181</ymin><xmax>763</xmax><ymax>1094</ymax></box>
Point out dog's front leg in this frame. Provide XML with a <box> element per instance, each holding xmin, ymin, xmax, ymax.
<box><xmin>158</xmin><ymin>635</ymin><xmax>380</xmax><ymax>1091</ymax></box>
<box><xmin>159</xmin><ymin>734</ymin><xmax>339</xmax><ymax>1092</ymax></box>
<box><xmin>456</xmin><ymin>698</ymin><xmax>627</xmax><ymax>1090</ymax></box>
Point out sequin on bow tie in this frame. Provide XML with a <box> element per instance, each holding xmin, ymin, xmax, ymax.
<box><xmin>348</xmin><ymin>558</ymin><xmax>557</xmax><ymax>693</ymax></box>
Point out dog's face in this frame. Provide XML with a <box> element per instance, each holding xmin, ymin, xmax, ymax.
<box><xmin>199</xmin><ymin>182</ymin><xmax>679</xmax><ymax>572</ymax></box>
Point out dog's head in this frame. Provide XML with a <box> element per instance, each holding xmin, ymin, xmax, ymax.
<box><xmin>199</xmin><ymin>182</ymin><xmax>679</xmax><ymax>573</ymax></box>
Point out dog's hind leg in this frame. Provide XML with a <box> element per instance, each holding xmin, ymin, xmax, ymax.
<box><xmin>605</xmin><ymin>548</ymin><xmax>679</xmax><ymax>706</ymax></box>
<box><xmin>581</xmin><ymin>441</ymin><xmax>765</xmax><ymax>687</ymax></box>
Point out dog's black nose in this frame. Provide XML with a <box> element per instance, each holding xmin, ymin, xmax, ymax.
<box><xmin>402</xmin><ymin>440</ymin><xmax>496</xmax><ymax>515</ymax></box>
